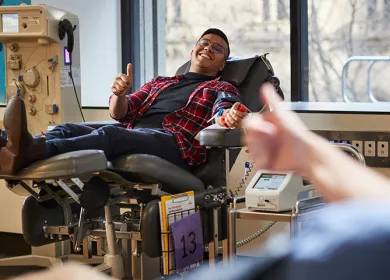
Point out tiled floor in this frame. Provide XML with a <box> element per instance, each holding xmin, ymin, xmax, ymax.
<box><xmin>0</xmin><ymin>265</ymin><xmax>46</xmax><ymax>279</ymax></box>
<box><xmin>0</xmin><ymin>233</ymin><xmax>44</xmax><ymax>279</ymax></box>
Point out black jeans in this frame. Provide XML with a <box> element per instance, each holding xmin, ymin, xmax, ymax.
<box><xmin>44</xmin><ymin>123</ymin><xmax>190</xmax><ymax>171</ymax></box>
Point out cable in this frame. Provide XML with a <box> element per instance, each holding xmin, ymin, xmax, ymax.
<box><xmin>23</xmin><ymin>45</ymin><xmax>42</xmax><ymax>72</ymax></box>
<box><xmin>234</xmin><ymin>161</ymin><xmax>253</xmax><ymax>196</ymax></box>
<box><xmin>236</xmin><ymin>221</ymin><xmax>277</xmax><ymax>248</ymax></box>
<box><xmin>31</xmin><ymin>58</ymin><xmax>47</xmax><ymax>69</ymax></box>
<box><xmin>204</xmin><ymin>221</ymin><xmax>277</xmax><ymax>253</ymax></box>
<box><xmin>68</xmin><ymin>53</ymin><xmax>85</xmax><ymax>122</ymax></box>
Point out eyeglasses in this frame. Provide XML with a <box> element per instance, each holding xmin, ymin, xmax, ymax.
<box><xmin>198</xmin><ymin>38</ymin><xmax>225</xmax><ymax>55</ymax></box>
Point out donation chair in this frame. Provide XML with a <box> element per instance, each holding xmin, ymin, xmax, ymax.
<box><xmin>0</xmin><ymin>54</ymin><xmax>284</xmax><ymax>279</ymax></box>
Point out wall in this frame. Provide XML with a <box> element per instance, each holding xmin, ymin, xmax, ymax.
<box><xmin>30</xmin><ymin>0</ymin><xmax>122</xmax><ymax>107</ymax></box>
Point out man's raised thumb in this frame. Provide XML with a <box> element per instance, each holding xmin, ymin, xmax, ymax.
<box><xmin>127</xmin><ymin>63</ymin><xmax>132</xmax><ymax>77</ymax></box>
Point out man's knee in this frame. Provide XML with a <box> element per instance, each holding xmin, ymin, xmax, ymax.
<box><xmin>94</xmin><ymin>125</ymin><xmax>122</xmax><ymax>137</ymax></box>
<box><xmin>53</xmin><ymin>123</ymin><xmax>75</xmax><ymax>130</ymax></box>
<box><xmin>48</xmin><ymin>123</ymin><xmax>95</xmax><ymax>139</ymax></box>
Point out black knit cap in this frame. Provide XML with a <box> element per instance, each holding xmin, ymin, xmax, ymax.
<box><xmin>200</xmin><ymin>28</ymin><xmax>230</xmax><ymax>59</ymax></box>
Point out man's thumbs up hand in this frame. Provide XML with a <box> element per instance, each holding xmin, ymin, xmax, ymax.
<box><xmin>111</xmin><ymin>63</ymin><xmax>133</xmax><ymax>96</ymax></box>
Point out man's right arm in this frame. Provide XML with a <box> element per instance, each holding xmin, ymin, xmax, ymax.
<box><xmin>109</xmin><ymin>63</ymin><xmax>133</xmax><ymax>120</ymax></box>
<box><xmin>109</xmin><ymin>94</ymin><xmax>129</xmax><ymax>120</ymax></box>
<box><xmin>109</xmin><ymin>63</ymin><xmax>153</xmax><ymax>124</ymax></box>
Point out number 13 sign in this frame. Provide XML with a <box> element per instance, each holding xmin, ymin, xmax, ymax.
<box><xmin>171</xmin><ymin>212</ymin><xmax>203</xmax><ymax>270</ymax></box>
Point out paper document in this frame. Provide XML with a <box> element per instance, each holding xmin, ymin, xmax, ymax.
<box><xmin>160</xmin><ymin>191</ymin><xmax>197</xmax><ymax>275</ymax></box>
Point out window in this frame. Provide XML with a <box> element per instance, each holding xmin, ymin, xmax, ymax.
<box><xmin>172</xmin><ymin>0</ymin><xmax>181</xmax><ymax>23</ymax></box>
<box><xmin>165</xmin><ymin>0</ymin><xmax>292</xmax><ymax>100</ymax></box>
<box><xmin>277</xmin><ymin>0</ymin><xmax>289</xmax><ymax>20</ymax></box>
<box><xmin>308</xmin><ymin>0</ymin><xmax>390</xmax><ymax>102</ymax></box>
<box><xmin>264</xmin><ymin>0</ymin><xmax>270</xmax><ymax>21</ymax></box>
<box><xmin>384</xmin><ymin>0</ymin><xmax>390</xmax><ymax>17</ymax></box>
<box><xmin>368</xmin><ymin>0</ymin><xmax>377</xmax><ymax>18</ymax></box>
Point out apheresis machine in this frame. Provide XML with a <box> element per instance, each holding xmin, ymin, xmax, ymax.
<box><xmin>0</xmin><ymin>4</ymin><xmax>83</xmax><ymax>136</ymax></box>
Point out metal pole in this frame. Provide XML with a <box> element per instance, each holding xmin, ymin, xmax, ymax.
<box><xmin>213</xmin><ymin>208</ymin><xmax>219</xmax><ymax>258</ymax></box>
<box><xmin>225</xmin><ymin>149</ymin><xmax>230</xmax><ymax>197</ymax></box>
<box><xmin>367</xmin><ymin>61</ymin><xmax>378</xmax><ymax>102</ymax></box>
<box><xmin>105</xmin><ymin>206</ymin><xmax>117</xmax><ymax>256</ymax></box>
<box><xmin>228</xmin><ymin>204</ymin><xmax>237</xmax><ymax>261</ymax></box>
<box><xmin>341</xmin><ymin>59</ymin><xmax>353</xmax><ymax>103</ymax></box>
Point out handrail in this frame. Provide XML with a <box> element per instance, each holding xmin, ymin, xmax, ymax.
<box><xmin>332</xmin><ymin>142</ymin><xmax>366</xmax><ymax>166</ymax></box>
<box><xmin>341</xmin><ymin>56</ymin><xmax>390</xmax><ymax>102</ymax></box>
<box><xmin>367</xmin><ymin>61</ymin><xmax>378</xmax><ymax>103</ymax></box>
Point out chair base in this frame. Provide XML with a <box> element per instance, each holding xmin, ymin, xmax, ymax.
<box><xmin>64</xmin><ymin>254</ymin><xmax>105</xmax><ymax>265</ymax></box>
<box><xmin>0</xmin><ymin>242</ymin><xmax>68</xmax><ymax>268</ymax></box>
<box><xmin>94</xmin><ymin>254</ymin><xmax>124</xmax><ymax>279</ymax></box>
<box><xmin>0</xmin><ymin>254</ymin><xmax>105</xmax><ymax>267</ymax></box>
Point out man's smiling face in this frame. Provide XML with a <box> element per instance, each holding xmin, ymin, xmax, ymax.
<box><xmin>189</xmin><ymin>33</ymin><xmax>228</xmax><ymax>76</ymax></box>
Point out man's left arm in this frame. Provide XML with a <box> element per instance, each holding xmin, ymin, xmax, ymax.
<box><xmin>212</xmin><ymin>82</ymin><xmax>249</xmax><ymax>128</ymax></box>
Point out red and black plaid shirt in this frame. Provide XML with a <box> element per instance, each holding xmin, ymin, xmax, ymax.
<box><xmin>109</xmin><ymin>75</ymin><xmax>240</xmax><ymax>165</ymax></box>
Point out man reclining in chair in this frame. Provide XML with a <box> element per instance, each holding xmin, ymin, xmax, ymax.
<box><xmin>0</xmin><ymin>28</ymin><xmax>249</xmax><ymax>175</ymax></box>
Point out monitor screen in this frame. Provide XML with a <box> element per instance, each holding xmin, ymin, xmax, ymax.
<box><xmin>64</xmin><ymin>46</ymin><xmax>71</xmax><ymax>65</ymax></box>
<box><xmin>2</xmin><ymin>14</ymin><xmax>18</xmax><ymax>33</ymax></box>
<box><xmin>253</xmin><ymin>174</ymin><xmax>286</xmax><ymax>191</ymax></box>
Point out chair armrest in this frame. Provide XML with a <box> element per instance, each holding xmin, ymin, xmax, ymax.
<box><xmin>198</xmin><ymin>127</ymin><xmax>242</xmax><ymax>147</ymax></box>
<box><xmin>47</xmin><ymin>121</ymin><xmax>122</xmax><ymax>132</ymax></box>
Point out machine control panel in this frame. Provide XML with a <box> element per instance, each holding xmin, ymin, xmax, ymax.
<box><xmin>253</xmin><ymin>174</ymin><xmax>286</xmax><ymax>191</ymax></box>
<box><xmin>0</xmin><ymin>6</ymin><xmax>44</xmax><ymax>36</ymax></box>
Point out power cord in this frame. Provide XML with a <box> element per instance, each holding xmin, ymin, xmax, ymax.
<box><xmin>68</xmin><ymin>53</ymin><xmax>85</xmax><ymax>122</ymax></box>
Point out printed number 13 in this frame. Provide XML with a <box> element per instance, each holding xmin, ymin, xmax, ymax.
<box><xmin>181</xmin><ymin>231</ymin><xmax>196</xmax><ymax>258</ymax></box>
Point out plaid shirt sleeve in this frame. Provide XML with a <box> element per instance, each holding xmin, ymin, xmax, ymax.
<box><xmin>211</xmin><ymin>81</ymin><xmax>241</xmax><ymax>116</ymax></box>
<box><xmin>108</xmin><ymin>78</ymin><xmax>155</xmax><ymax>126</ymax></box>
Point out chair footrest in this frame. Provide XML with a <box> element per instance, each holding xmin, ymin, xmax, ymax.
<box><xmin>0</xmin><ymin>150</ymin><xmax>107</xmax><ymax>180</ymax></box>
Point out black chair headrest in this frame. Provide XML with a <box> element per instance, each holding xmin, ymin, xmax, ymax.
<box><xmin>176</xmin><ymin>55</ymin><xmax>273</xmax><ymax>86</ymax></box>
<box><xmin>176</xmin><ymin>54</ymin><xmax>283</xmax><ymax>113</ymax></box>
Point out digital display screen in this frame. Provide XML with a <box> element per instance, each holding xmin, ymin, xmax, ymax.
<box><xmin>64</xmin><ymin>46</ymin><xmax>71</xmax><ymax>66</ymax></box>
<box><xmin>253</xmin><ymin>174</ymin><xmax>286</xmax><ymax>191</ymax></box>
<box><xmin>2</xmin><ymin>14</ymin><xmax>19</xmax><ymax>33</ymax></box>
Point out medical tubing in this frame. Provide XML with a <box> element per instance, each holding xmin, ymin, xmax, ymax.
<box><xmin>234</xmin><ymin>161</ymin><xmax>253</xmax><ymax>196</ymax></box>
<box><xmin>68</xmin><ymin>54</ymin><xmax>85</xmax><ymax>122</ymax></box>
<box><xmin>205</xmin><ymin>220</ymin><xmax>277</xmax><ymax>252</ymax></box>
<box><xmin>236</xmin><ymin>221</ymin><xmax>277</xmax><ymax>248</ymax></box>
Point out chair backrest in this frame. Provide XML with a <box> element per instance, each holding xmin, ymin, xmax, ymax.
<box><xmin>176</xmin><ymin>54</ymin><xmax>284</xmax><ymax>188</ymax></box>
<box><xmin>175</xmin><ymin>54</ymin><xmax>284</xmax><ymax>112</ymax></box>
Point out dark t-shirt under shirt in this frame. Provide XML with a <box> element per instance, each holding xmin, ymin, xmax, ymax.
<box><xmin>133</xmin><ymin>72</ymin><xmax>216</xmax><ymax>129</ymax></box>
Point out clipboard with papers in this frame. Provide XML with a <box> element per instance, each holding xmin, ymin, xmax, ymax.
<box><xmin>159</xmin><ymin>191</ymin><xmax>203</xmax><ymax>276</ymax></box>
